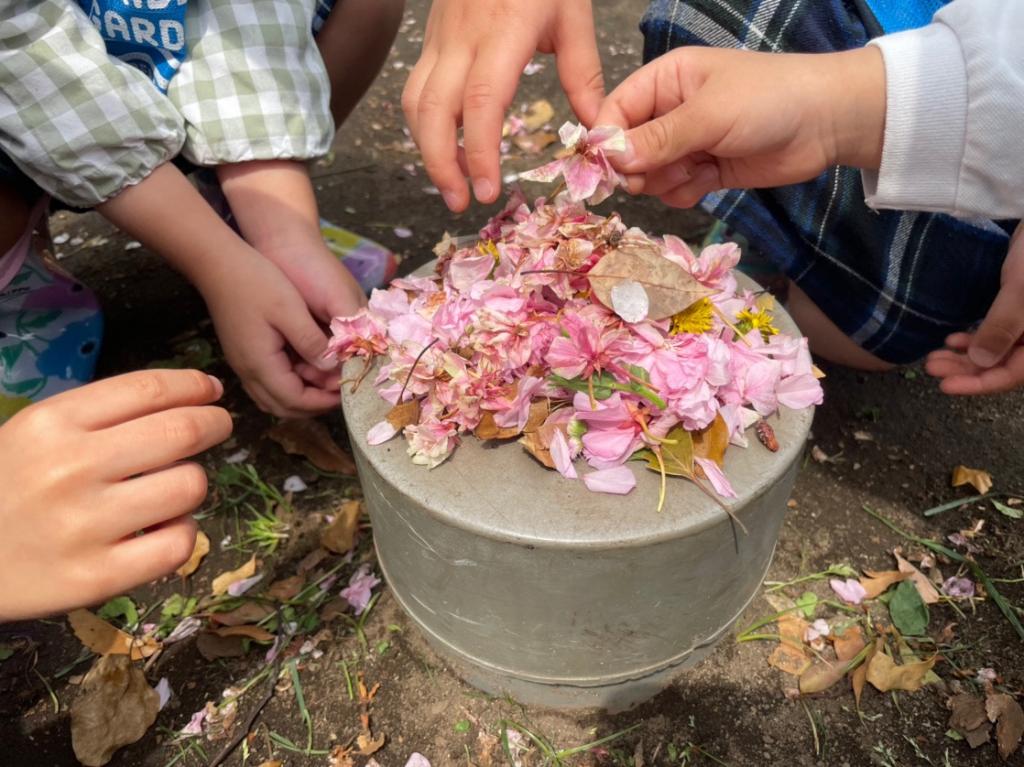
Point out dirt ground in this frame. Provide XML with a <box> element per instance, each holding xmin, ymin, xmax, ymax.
<box><xmin>2</xmin><ymin>1</ymin><xmax>1023</xmax><ymax>766</ymax></box>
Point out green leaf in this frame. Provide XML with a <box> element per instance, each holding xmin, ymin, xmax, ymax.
<box><xmin>160</xmin><ymin>593</ymin><xmax>197</xmax><ymax>623</ymax></box>
<box><xmin>97</xmin><ymin>596</ymin><xmax>139</xmax><ymax>627</ymax></box>
<box><xmin>454</xmin><ymin>719</ymin><xmax>471</xmax><ymax>733</ymax></box>
<box><xmin>0</xmin><ymin>644</ymin><xmax>14</xmax><ymax>661</ymax></box>
<box><xmin>796</xmin><ymin>592</ymin><xmax>818</xmax><ymax>619</ymax></box>
<box><xmin>640</xmin><ymin>427</ymin><xmax>694</xmax><ymax>478</ymax></box>
<box><xmin>992</xmin><ymin>499</ymin><xmax>1023</xmax><ymax>520</ymax></box>
<box><xmin>827</xmin><ymin>564</ymin><xmax>858</xmax><ymax>578</ymax></box>
<box><xmin>549</xmin><ymin>373</ymin><xmax>615</xmax><ymax>400</ymax></box>
<box><xmin>888</xmin><ymin>580</ymin><xmax>929</xmax><ymax>636</ymax></box>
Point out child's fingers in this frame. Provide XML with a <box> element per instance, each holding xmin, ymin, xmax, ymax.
<box><xmin>100</xmin><ymin>406</ymin><xmax>232</xmax><ymax>479</ymax></box>
<box><xmin>48</xmin><ymin>369</ymin><xmax>223</xmax><ymax>431</ymax></box>
<box><xmin>414</xmin><ymin>51</ymin><xmax>474</xmax><ymax>212</ymax></box>
<box><xmin>656</xmin><ymin>164</ymin><xmax>722</xmax><ymax>209</ymax></box>
<box><xmin>928</xmin><ymin>347</ymin><xmax>1024</xmax><ymax>395</ymax></box>
<box><xmin>103</xmin><ymin>462</ymin><xmax>209</xmax><ymax>539</ymax></box>
<box><xmin>295</xmin><ymin>362</ymin><xmax>341</xmax><ymax>391</ymax></box>
<box><xmin>968</xmin><ymin>283</ymin><xmax>1024</xmax><ymax>369</ymax></box>
<box><xmin>276</xmin><ymin>305</ymin><xmax>334</xmax><ymax>372</ymax></box>
<box><xmin>462</xmin><ymin>41</ymin><xmax>535</xmax><ymax>204</ymax></box>
<box><xmin>554</xmin><ymin>12</ymin><xmax>605</xmax><ymax>127</ymax></box>
<box><xmin>106</xmin><ymin>515</ymin><xmax>199</xmax><ymax>590</ymax></box>
<box><xmin>639</xmin><ymin>158</ymin><xmax>698</xmax><ymax>197</ymax></box>
<box><xmin>249</xmin><ymin>354</ymin><xmax>339</xmax><ymax>418</ymax></box>
<box><xmin>401</xmin><ymin>47</ymin><xmax>438</xmax><ymax>140</ymax></box>
<box><xmin>942</xmin><ymin>332</ymin><xmax>973</xmax><ymax>351</ymax></box>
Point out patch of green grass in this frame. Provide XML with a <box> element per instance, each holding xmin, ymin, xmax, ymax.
<box><xmin>499</xmin><ymin>719</ymin><xmax>641</xmax><ymax>767</ymax></box>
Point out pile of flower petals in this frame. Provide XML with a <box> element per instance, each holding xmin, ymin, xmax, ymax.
<box><xmin>327</xmin><ymin>125</ymin><xmax>822</xmax><ymax>499</ymax></box>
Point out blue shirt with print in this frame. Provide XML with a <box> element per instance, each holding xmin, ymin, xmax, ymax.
<box><xmin>78</xmin><ymin>0</ymin><xmax>187</xmax><ymax>92</ymax></box>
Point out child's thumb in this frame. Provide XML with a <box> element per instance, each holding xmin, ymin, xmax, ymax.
<box><xmin>617</xmin><ymin>104</ymin><xmax>716</xmax><ymax>175</ymax></box>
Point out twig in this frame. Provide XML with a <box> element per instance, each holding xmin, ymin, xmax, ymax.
<box><xmin>399</xmin><ymin>338</ymin><xmax>438</xmax><ymax>402</ymax></box>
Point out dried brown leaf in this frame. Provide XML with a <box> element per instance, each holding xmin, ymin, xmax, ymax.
<box><xmin>859</xmin><ymin>569</ymin><xmax>910</xmax><ymax>599</ymax></box>
<box><xmin>587</xmin><ymin>244</ymin><xmax>712</xmax><ymax>322</ymax></box>
<box><xmin>386</xmin><ymin>400</ymin><xmax>421</xmax><ymax>431</ymax></box>
<box><xmin>210</xmin><ymin>556</ymin><xmax>257</xmax><ymax>597</ymax></box>
<box><xmin>832</xmin><ymin>625</ymin><xmax>866</xmax><ymax>662</ymax></box>
<box><xmin>321</xmin><ymin>499</ymin><xmax>362</xmax><ymax>554</ymax></box>
<box><xmin>692</xmin><ymin>413</ymin><xmax>729</xmax><ymax>467</ymax></box>
<box><xmin>519</xmin><ymin>430</ymin><xmax>555</xmax><ymax>469</ymax></box>
<box><xmin>196</xmin><ymin>632</ymin><xmax>247</xmax><ymax>661</ymax></box>
<box><xmin>212</xmin><ymin>625</ymin><xmax>275</xmax><ymax>643</ymax></box>
<box><xmin>799</xmin><ymin>656</ymin><xmax>846</xmax><ymax>694</ymax></box>
<box><xmin>767</xmin><ymin>613</ymin><xmax>811</xmax><ymax>676</ymax></box>
<box><xmin>987</xmin><ymin>692</ymin><xmax>1024</xmax><ymax>760</ymax></box>
<box><xmin>175</xmin><ymin>530</ymin><xmax>210</xmax><ymax>578</ymax></box>
<box><xmin>210</xmin><ymin>602</ymin><xmax>274</xmax><ymax>627</ymax></box>
<box><xmin>523</xmin><ymin>399</ymin><xmax>550</xmax><ymax>434</ymax></box>
<box><xmin>356</xmin><ymin>732</ymin><xmax>386</xmax><ymax>756</ymax></box>
<box><xmin>297</xmin><ymin>547</ymin><xmax>330</xmax><ymax>574</ymax></box>
<box><xmin>266</xmin><ymin>574</ymin><xmax>305</xmax><ymax>601</ymax></box>
<box><xmin>851</xmin><ymin>662</ymin><xmax>868</xmax><ymax>708</ymax></box>
<box><xmin>865</xmin><ymin>639</ymin><xmax>936</xmax><ymax>692</ymax></box>
<box><xmin>950</xmin><ymin>693</ymin><xmax>989</xmax><ymax>733</ymax></box>
<box><xmin>513</xmin><ymin>132</ymin><xmax>558</xmax><ymax>154</ymax></box>
<box><xmin>71</xmin><ymin>655</ymin><xmax>159</xmax><ymax>766</ymax></box>
<box><xmin>894</xmin><ymin>550</ymin><xmax>940</xmax><ymax>604</ymax></box>
<box><xmin>67</xmin><ymin>610</ymin><xmax>160</xmax><ymax>661</ymax></box>
<box><xmin>268</xmin><ymin>418</ymin><xmax>356</xmax><ymax>474</ymax></box>
<box><xmin>474</xmin><ymin>411</ymin><xmax>521</xmax><ymax>441</ymax></box>
<box><xmin>952</xmin><ymin>465</ymin><xmax>993</xmax><ymax>494</ymax></box>
<box><xmin>522</xmin><ymin>99</ymin><xmax>554</xmax><ymax>131</ymax></box>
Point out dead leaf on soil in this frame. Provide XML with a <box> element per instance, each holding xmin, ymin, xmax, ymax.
<box><xmin>386</xmin><ymin>400</ymin><xmax>420</xmax><ymax>431</ymax></box>
<box><xmin>799</xmin><ymin>656</ymin><xmax>847</xmax><ymax>695</ymax></box>
<box><xmin>67</xmin><ymin>610</ymin><xmax>160</xmax><ymax>661</ymax></box>
<box><xmin>356</xmin><ymin>732</ymin><xmax>386</xmax><ymax>756</ymax></box>
<box><xmin>692</xmin><ymin>413</ymin><xmax>729</xmax><ymax>467</ymax></box>
<box><xmin>865</xmin><ymin>640</ymin><xmax>936</xmax><ymax>692</ymax></box>
<box><xmin>211</xmin><ymin>625</ymin><xmax>275</xmax><ymax>643</ymax></box>
<box><xmin>859</xmin><ymin>569</ymin><xmax>910</xmax><ymax>599</ymax></box>
<box><xmin>175</xmin><ymin>530</ymin><xmax>210</xmax><ymax>578</ymax></box>
<box><xmin>513</xmin><ymin>132</ymin><xmax>558</xmax><ymax>154</ymax></box>
<box><xmin>894</xmin><ymin>549</ymin><xmax>940</xmax><ymax>604</ymax></box>
<box><xmin>767</xmin><ymin>613</ymin><xmax>811</xmax><ymax>676</ymax></box>
<box><xmin>949</xmin><ymin>693</ymin><xmax>991</xmax><ymax>748</ymax></box>
<box><xmin>522</xmin><ymin>99</ymin><xmax>554</xmax><ymax>132</ymax></box>
<box><xmin>209</xmin><ymin>602</ymin><xmax>274</xmax><ymax>627</ymax></box>
<box><xmin>320</xmin><ymin>596</ymin><xmax>350</xmax><ymax>623</ymax></box>
<box><xmin>70</xmin><ymin>655</ymin><xmax>159</xmax><ymax>767</ymax></box>
<box><xmin>328</xmin><ymin>746</ymin><xmax>355</xmax><ymax>767</ymax></box>
<box><xmin>297</xmin><ymin>547</ymin><xmax>330</xmax><ymax>574</ymax></box>
<box><xmin>832</xmin><ymin>625</ymin><xmax>866</xmax><ymax>662</ymax></box>
<box><xmin>477</xmin><ymin>731</ymin><xmax>499</xmax><ymax>767</ymax></box>
<box><xmin>211</xmin><ymin>555</ymin><xmax>257</xmax><ymax>596</ymax></box>
<box><xmin>266</xmin><ymin>574</ymin><xmax>305</xmax><ymax>601</ymax></box>
<box><xmin>952</xmin><ymin>465</ymin><xmax>993</xmax><ymax>495</ymax></box>
<box><xmin>196</xmin><ymin>632</ymin><xmax>247</xmax><ymax>661</ymax></box>
<box><xmin>986</xmin><ymin>692</ymin><xmax>1024</xmax><ymax>760</ymax></box>
<box><xmin>587</xmin><ymin>244</ymin><xmax>712</xmax><ymax>322</ymax></box>
<box><xmin>268</xmin><ymin>418</ymin><xmax>356</xmax><ymax>474</ymax></box>
<box><xmin>321</xmin><ymin>499</ymin><xmax>363</xmax><ymax>554</ymax></box>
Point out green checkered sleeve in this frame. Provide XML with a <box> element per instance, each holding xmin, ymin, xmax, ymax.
<box><xmin>169</xmin><ymin>0</ymin><xmax>334</xmax><ymax>166</ymax></box>
<box><xmin>0</xmin><ymin>1</ymin><xmax>185</xmax><ymax>208</ymax></box>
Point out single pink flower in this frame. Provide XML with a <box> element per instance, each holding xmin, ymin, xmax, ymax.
<box><xmin>405</xmin><ymin>418</ymin><xmax>459</xmax><ymax>468</ymax></box>
<box><xmin>326</xmin><ymin>310</ymin><xmax>388</xmax><ymax>361</ymax></box>
<box><xmin>519</xmin><ymin>122</ymin><xmax>627</xmax><ymax>204</ymax></box>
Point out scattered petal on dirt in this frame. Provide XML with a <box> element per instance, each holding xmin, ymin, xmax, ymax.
<box><xmin>341</xmin><ymin>564</ymin><xmax>382</xmax><ymax>615</ymax></box>
<box><xmin>852</xmin><ymin>430</ymin><xmax>874</xmax><ymax>442</ymax></box>
<box><xmin>404</xmin><ymin>754</ymin><xmax>431</xmax><ymax>767</ymax></box>
<box><xmin>227</xmin><ymin>573</ymin><xmax>264</xmax><ymax>597</ymax></box>
<box><xmin>942</xmin><ymin>576</ymin><xmax>976</xmax><ymax>599</ymax></box>
<box><xmin>829</xmin><ymin>578</ymin><xmax>867</xmax><ymax>605</ymax></box>
<box><xmin>154</xmin><ymin>678</ymin><xmax>171</xmax><ymax>711</ymax></box>
<box><xmin>175</xmin><ymin>530</ymin><xmax>210</xmax><ymax>578</ymax></box>
<box><xmin>164</xmin><ymin>617</ymin><xmax>202</xmax><ymax>644</ymax></box>
<box><xmin>283</xmin><ymin>475</ymin><xmax>308</xmax><ymax>493</ymax></box>
<box><xmin>224</xmin><ymin>449</ymin><xmax>250</xmax><ymax>464</ymax></box>
<box><xmin>70</xmin><ymin>655</ymin><xmax>160</xmax><ymax>767</ymax></box>
<box><xmin>952</xmin><ymin>465</ymin><xmax>993</xmax><ymax>494</ymax></box>
<box><xmin>393</xmin><ymin>227</ymin><xmax>413</xmax><ymax>239</ymax></box>
<box><xmin>211</xmin><ymin>556</ymin><xmax>257</xmax><ymax>597</ymax></box>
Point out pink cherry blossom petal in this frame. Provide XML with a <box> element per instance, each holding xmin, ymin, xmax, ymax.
<box><xmin>549</xmin><ymin>430</ymin><xmax>578</xmax><ymax>479</ymax></box>
<box><xmin>583</xmin><ymin>466</ymin><xmax>637</xmax><ymax>495</ymax></box>
<box><xmin>367</xmin><ymin>420</ymin><xmax>399</xmax><ymax>445</ymax></box>
<box><xmin>694</xmin><ymin>457</ymin><xmax>738</xmax><ymax>499</ymax></box>
<box><xmin>830</xmin><ymin>578</ymin><xmax>868</xmax><ymax>605</ymax></box>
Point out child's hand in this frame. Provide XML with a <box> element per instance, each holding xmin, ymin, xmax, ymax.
<box><xmin>594</xmin><ymin>47</ymin><xmax>886</xmax><ymax>208</ymax></box>
<box><xmin>200</xmin><ymin>253</ymin><xmax>348</xmax><ymax>418</ymax></box>
<box><xmin>403</xmin><ymin>0</ymin><xmax>604</xmax><ymax>211</ymax></box>
<box><xmin>926</xmin><ymin>224</ymin><xmax>1024</xmax><ymax>395</ymax></box>
<box><xmin>0</xmin><ymin>370</ymin><xmax>231</xmax><ymax>621</ymax></box>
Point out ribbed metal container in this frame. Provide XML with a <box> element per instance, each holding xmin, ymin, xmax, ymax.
<box><xmin>341</xmin><ymin>271</ymin><xmax>813</xmax><ymax>710</ymax></box>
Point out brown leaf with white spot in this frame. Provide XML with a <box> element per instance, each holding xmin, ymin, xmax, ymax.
<box><xmin>894</xmin><ymin>550</ymin><xmax>940</xmax><ymax>604</ymax></box>
<box><xmin>70</xmin><ymin>655</ymin><xmax>159</xmax><ymax>766</ymax></box>
<box><xmin>67</xmin><ymin>610</ymin><xmax>160</xmax><ymax>661</ymax></box>
<box><xmin>268</xmin><ymin>418</ymin><xmax>356</xmax><ymax>474</ymax></box>
<box><xmin>952</xmin><ymin>465</ymin><xmax>993</xmax><ymax>494</ymax></box>
<box><xmin>767</xmin><ymin>613</ymin><xmax>811</xmax><ymax>676</ymax></box>
<box><xmin>210</xmin><ymin>556</ymin><xmax>257</xmax><ymax>597</ymax></box>
<box><xmin>175</xmin><ymin>530</ymin><xmax>210</xmax><ymax>578</ymax></box>
<box><xmin>321</xmin><ymin>499</ymin><xmax>362</xmax><ymax>554</ymax></box>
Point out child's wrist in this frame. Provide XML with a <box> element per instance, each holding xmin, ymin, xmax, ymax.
<box><xmin>825</xmin><ymin>47</ymin><xmax>886</xmax><ymax>170</ymax></box>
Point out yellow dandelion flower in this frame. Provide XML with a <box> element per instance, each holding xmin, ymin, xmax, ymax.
<box><xmin>670</xmin><ymin>298</ymin><xmax>714</xmax><ymax>335</ymax></box>
<box><xmin>477</xmin><ymin>239</ymin><xmax>500</xmax><ymax>264</ymax></box>
<box><xmin>735</xmin><ymin>308</ymin><xmax>780</xmax><ymax>341</ymax></box>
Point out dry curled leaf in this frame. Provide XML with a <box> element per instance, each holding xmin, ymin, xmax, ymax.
<box><xmin>859</xmin><ymin>569</ymin><xmax>910</xmax><ymax>600</ymax></box>
<box><xmin>474</xmin><ymin>411</ymin><xmax>521</xmax><ymax>441</ymax></box>
<box><xmin>175</xmin><ymin>530</ymin><xmax>210</xmax><ymax>578</ymax></box>
<box><xmin>895</xmin><ymin>550</ymin><xmax>940</xmax><ymax>604</ymax></box>
<box><xmin>268</xmin><ymin>418</ymin><xmax>356</xmax><ymax>474</ymax></box>
<box><xmin>832</xmin><ymin>625</ymin><xmax>866</xmax><ymax>662</ymax></box>
<box><xmin>212</xmin><ymin>625</ymin><xmax>275</xmax><ymax>643</ymax></box>
<box><xmin>587</xmin><ymin>244</ymin><xmax>712</xmax><ymax>322</ymax></box>
<box><xmin>68</xmin><ymin>610</ymin><xmax>160</xmax><ymax>661</ymax></box>
<box><xmin>356</xmin><ymin>732</ymin><xmax>386</xmax><ymax>756</ymax></box>
<box><xmin>987</xmin><ymin>691</ymin><xmax>1024</xmax><ymax>760</ymax></box>
<box><xmin>799</xmin><ymin>656</ymin><xmax>846</xmax><ymax>695</ymax></box>
<box><xmin>865</xmin><ymin>640</ymin><xmax>936</xmax><ymax>692</ymax></box>
<box><xmin>266</xmin><ymin>574</ymin><xmax>305</xmax><ymax>602</ymax></box>
<box><xmin>386</xmin><ymin>400</ymin><xmax>421</xmax><ymax>431</ymax></box>
<box><xmin>952</xmin><ymin>465</ymin><xmax>993</xmax><ymax>495</ymax></box>
<box><xmin>210</xmin><ymin>602</ymin><xmax>274</xmax><ymax>627</ymax></box>
<box><xmin>519</xmin><ymin>430</ymin><xmax>555</xmax><ymax>469</ymax></box>
<box><xmin>767</xmin><ymin>613</ymin><xmax>811</xmax><ymax>676</ymax></box>
<box><xmin>949</xmin><ymin>693</ymin><xmax>991</xmax><ymax>748</ymax></box>
<box><xmin>321</xmin><ymin>499</ymin><xmax>363</xmax><ymax>554</ymax></box>
<box><xmin>211</xmin><ymin>556</ymin><xmax>257</xmax><ymax>597</ymax></box>
<box><xmin>693</xmin><ymin>413</ymin><xmax>729</xmax><ymax>467</ymax></box>
<box><xmin>70</xmin><ymin>655</ymin><xmax>159</xmax><ymax>766</ymax></box>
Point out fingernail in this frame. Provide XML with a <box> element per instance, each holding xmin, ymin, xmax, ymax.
<box><xmin>968</xmin><ymin>345</ymin><xmax>1000</xmax><ymax>368</ymax></box>
<box><xmin>618</xmin><ymin>138</ymin><xmax>637</xmax><ymax>167</ymax></box>
<box><xmin>317</xmin><ymin>357</ymin><xmax>339</xmax><ymax>372</ymax></box>
<box><xmin>442</xmin><ymin>190</ymin><xmax>461</xmax><ymax>210</ymax></box>
<box><xmin>207</xmin><ymin>375</ymin><xmax>223</xmax><ymax>398</ymax></box>
<box><xmin>472</xmin><ymin>178</ymin><xmax>494</xmax><ymax>202</ymax></box>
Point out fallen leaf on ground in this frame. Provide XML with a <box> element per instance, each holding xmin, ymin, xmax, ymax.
<box><xmin>386</xmin><ymin>400</ymin><xmax>421</xmax><ymax>431</ymax></box>
<box><xmin>992</xmin><ymin>499</ymin><xmax>1023</xmax><ymax>520</ymax></box>
<box><xmin>513</xmin><ymin>132</ymin><xmax>558</xmax><ymax>154</ymax></box>
<box><xmin>522</xmin><ymin>99</ymin><xmax>554</xmax><ymax>131</ymax></box>
<box><xmin>211</xmin><ymin>556</ymin><xmax>257</xmax><ymax>597</ymax></box>
<box><xmin>952</xmin><ymin>465</ymin><xmax>993</xmax><ymax>494</ymax></box>
<box><xmin>832</xmin><ymin>625</ymin><xmax>866</xmax><ymax>662</ymax></box>
<box><xmin>853</xmin><ymin>430</ymin><xmax>874</xmax><ymax>442</ymax></box>
<box><xmin>68</xmin><ymin>610</ymin><xmax>160</xmax><ymax>661</ymax></box>
<box><xmin>692</xmin><ymin>413</ymin><xmax>729</xmax><ymax>467</ymax></box>
<box><xmin>268</xmin><ymin>419</ymin><xmax>356</xmax><ymax>474</ymax></box>
<box><xmin>888</xmin><ymin>580</ymin><xmax>930</xmax><ymax>636</ymax></box>
<box><xmin>266</xmin><ymin>575</ymin><xmax>305</xmax><ymax>601</ymax></box>
<box><xmin>70</xmin><ymin>655</ymin><xmax>159</xmax><ymax>766</ymax></box>
<box><xmin>865</xmin><ymin>640</ymin><xmax>936</xmax><ymax>692</ymax></box>
<box><xmin>175</xmin><ymin>530</ymin><xmax>210</xmax><ymax>578</ymax></box>
<box><xmin>767</xmin><ymin>613</ymin><xmax>811</xmax><ymax>676</ymax></box>
<box><xmin>357</xmin><ymin>732</ymin><xmax>386</xmax><ymax>756</ymax></box>
<box><xmin>209</xmin><ymin>602</ymin><xmax>274</xmax><ymax>627</ymax></box>
<box><xmin>859</xmin><ymin>569</ymin><xmax>910</xmax><ymax>599</ymax></box>
<box><xmin>587</xmin><ymin>244</ymin><xmax>711</xmax><ymax>322</ymax></box>
<box><xmin>212</xmin><ymin>625</ymin><xmax>275</xmax><ymax>642</ymax></box>
<box><xmin>642</xmin><ymin>428</ymin><xmax>695</xmax><ymax>479</ymax></box>
<box><xmin>297</xmin><ymin>547</ymin><xmax>330</xmax><ymax>573</ymax></box>
<box><xmin>949</xmin><ymin>693</ymin><xmax>991</xmax><ymax>748</ymax></box>
<box><xmin>328</xmin><ymin>747</ymin><xmax>355</xmax><ymax>767</ymax></box>
<box><xmin>321</xmin><ymin>500</ymin><xmax>363</xmax><ymax>554</ymax></box>
<box><xmin>851</xmin><ymin>660</ymin><xmax>869</xmax><ymax>708</ymax></box>
<box><xmin>196</xmin><ymin>632</ymin><xmax>247</xmax><ymax>661</ymax></box>
<box><xmin>799</xmin><ymin>656</ymin><xmax>846</xmax><ymax>694</ymax></box>
<box><xmin>987</xmin><ymin>692</ymin><xmax>1024</xmax><ymax>760</ymax></box>
<box><xmin>895</xmin><ymin>550</ymin><xmax>940</xmax><ymax>604</ymax></box>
